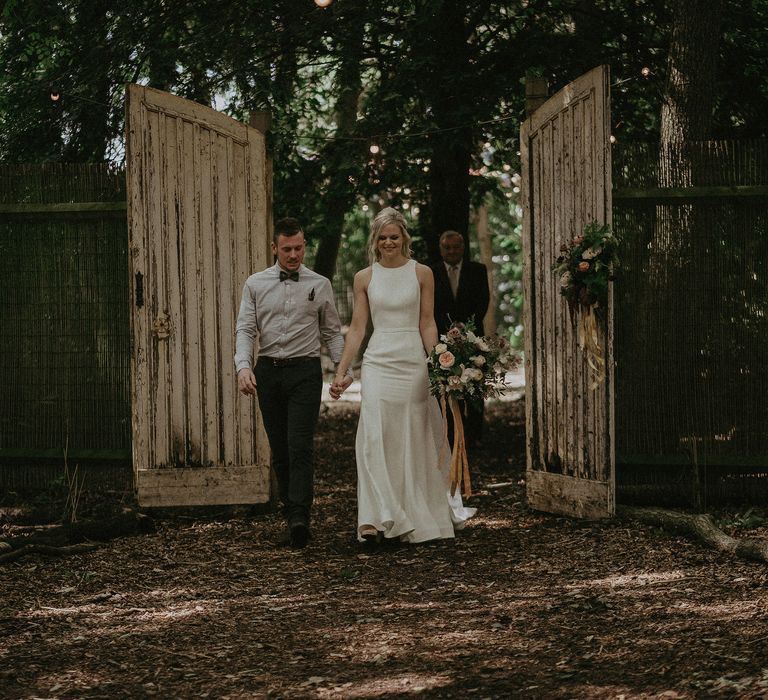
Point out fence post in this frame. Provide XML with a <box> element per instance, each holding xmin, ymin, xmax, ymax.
<box><xmin>525</xmin><ymin>74</ymin><xmax>549</xmax><ymax>117</ymax></box>
<box><xmin>249</xmin><ymin>110</ymin><xmax>278</xmax><ymax>509</ymax></box>
<box><xmin>249</xmin><ymin>110</ymin><xmax>273</xmax><ymax>260</ymax></box>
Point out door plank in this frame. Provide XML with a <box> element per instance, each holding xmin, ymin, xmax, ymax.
<box><xmin>162</xmin><ymin>113</ymin><xmax>187</xmax><ymax>465</ymax></box>
<box><xmin>217</xmin><ymin>133</ymin><xmax>237</xmax><ymax>467</ymax></box>
<box><xmin>180</xmin><ymin>118</ymin><xmax>203</xmax><ymax>465</ymax></box>
<box><xmin>126</xmin><ymin>87</ymin><xmax>149</xmax><ymax>472</ymax></box>
<box><xmin>136</xmin><ymin>466</ymin><xmax>269</xmax><ymax>507</ymax></box>
<box><xmin>526</xmin><ymin>470</ymin><xmax>611</xmax><ymax>520</ymax></box>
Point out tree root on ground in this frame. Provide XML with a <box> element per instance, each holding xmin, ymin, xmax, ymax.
<box><xmin>619</xmin><ymin>505</ymin><xmax>768</xmax><ymax>564</ymax></box>
<box><xmin>0</xmin><ymin>510</ymin><xmax>154</xmax><ymax>563</ymax></box>
<box><xmin>0</xmin><ymin>542</ymin><xmax>102</xmax><ymax>563</ymax></box>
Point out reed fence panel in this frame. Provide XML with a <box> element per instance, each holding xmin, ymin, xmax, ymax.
<box><xmin>0</xmin><ymin>164</ymin><xmax>130</xmax><ymax>488</ymax></box>
<box><xmin>613</xmin><ymin>139</ymin><xmax>768</xmax><ymax>505</ymax></box>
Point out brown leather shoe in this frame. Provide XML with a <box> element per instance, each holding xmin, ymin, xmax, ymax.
<box><xmin>274</xmin><ymin>529</ymin><xmax>292</xmax><ymax>547</ymax></box>
<box><xmin>289</xmin><ymin>523</ymin><xmax>310</xmax><ymax>549</ymax></box>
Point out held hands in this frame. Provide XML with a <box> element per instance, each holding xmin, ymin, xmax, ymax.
<box><xmin>329</xmin><ymin>374</ymin><xmax>353</xmax><ymax>400</ymax></box>
<box><xmin>237</xmin><ymin>368</ymin><xmax>257</xmax><ymax>396</ymax></box>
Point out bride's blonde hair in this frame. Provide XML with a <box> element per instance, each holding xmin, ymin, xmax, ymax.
<box><xmin>367</xmin><ymin>207</ymin><xmax>412</xmax><ymax>264</ymax></box>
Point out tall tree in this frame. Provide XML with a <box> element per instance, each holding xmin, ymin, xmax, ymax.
<box><xmin>311</xmin><ymin>7</ymin><xmax>366</xmax><ymax>279</ymax></box>
<box><xmin>660</xmin><ymin>0</ymin><xmax>725</xmax><ymax>151</ymax></box>
<box><xmin>648</xmin><ymin>0</ymin><xmax>727</xmax><ymax>500</ymax></box>
<box><xmin>417</xmin><ymin>1</ymin><xmax>475</xmax><ymax>261</ymax></box>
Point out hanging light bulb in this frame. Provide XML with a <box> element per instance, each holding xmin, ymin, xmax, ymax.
<box><xmin>50</xmin><ymin>90</ymin><xmax>61</xmax><ymax>102</ymax></box>
<box><xmin>641</xmin><ymin>67</ymin><xmax>651</xmax><ymax>77</ymax></box>
<box><xmin>314</xmin><ymin>0</ymin><xmax>333</xmax><ymax>7</ymax></box>
<box><xmin>369</xmin><ymin>143</ymin><xmax>380</xmax><ymax>155</ymax></box>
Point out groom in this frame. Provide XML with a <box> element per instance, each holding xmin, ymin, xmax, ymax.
<box><xmin>431</xmin><ymin>230</ymin><xmax>491</xmax><ymax>447</ymax></box>
<box><xmin>235</xmin><ymin>217</ymin><xmax>352</xmax><ymax>548</ymax></box>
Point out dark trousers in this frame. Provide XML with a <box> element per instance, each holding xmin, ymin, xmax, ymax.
<box><xmin>255</xmin><ymin>357</ymin><xmax>322</xmax><ymax>527</ymax></box>
<box><xmin>464</xmin><ymin>400</ymin><xmax>484</xmax><ymax>447</ymax></box>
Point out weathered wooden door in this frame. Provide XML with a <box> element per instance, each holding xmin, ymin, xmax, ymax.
<box><xmin>125</xmin><ymin>85</ymin><xmax>271</xmax><ymax>506</ymax></box>
<box><xmin>520</xmin><ymin>65</ymin><xmax>615</xmax><ymax>518</ymax></box>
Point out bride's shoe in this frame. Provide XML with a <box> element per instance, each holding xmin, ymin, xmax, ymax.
<box><xmin>360</xmin><ymin>525</ymin><xmax>381</xmax><ymax>544</ymax></box>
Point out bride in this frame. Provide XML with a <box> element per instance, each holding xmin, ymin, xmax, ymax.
<box><xmin>330</xmin><ymin>207</ymin><xmax>475</xmax><ymax>543</ymax></box>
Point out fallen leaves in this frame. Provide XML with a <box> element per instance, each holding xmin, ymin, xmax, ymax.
<box><xmin>0</xmin><ymin>402</ymin><xmax>767</xmax><ymax>698</ymax></box>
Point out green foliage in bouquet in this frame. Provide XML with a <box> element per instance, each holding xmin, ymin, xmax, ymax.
<box><xmin>427</xmin><ymin>321</ymin><xmax>518</xmax><ymax>409</ymax></box>
<box><xmin>552</xmin><ymin>221</ymin><xmax>619</xmax><ymax>316</ymax></box>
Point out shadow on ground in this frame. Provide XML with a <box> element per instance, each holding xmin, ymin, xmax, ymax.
<box><xmin>1</xmin><ymin>401</ymin><xmax>767</xmax><ymax>699</ymax></box>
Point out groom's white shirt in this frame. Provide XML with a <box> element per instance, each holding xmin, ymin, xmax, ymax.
<box><xmin>234</xmin><ymin>263</ymin><xmax>344</xmax><ymax>372</ymax></box>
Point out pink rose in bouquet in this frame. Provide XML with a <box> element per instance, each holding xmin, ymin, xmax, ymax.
<box><xmin>438</xmin><ymin>351</ymin><xmax>456</xmax><ymax>369</ymax></box>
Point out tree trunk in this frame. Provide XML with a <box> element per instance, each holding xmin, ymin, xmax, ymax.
<box><xmin>474</xmin><ymin>201</ymin><xmax>497</xmax><ymax>335</ymax></box>
<box><xmin>428</xmin><ymin>129</ymin><xmax>472</xmax><ymax>262</ymax></box>
<box><xmin>660</xmin><ymin>0</ymin><xmax>725</xmax><ymax>153</ymax></box>
<box><xmin>656</xmin><ymin>0</ymin><xmax>724</xmax><ymax>239</ymax></box>
<box><xmin>312</xmin><ymin>14</ymin><xmax>365</xmax><ymax>281</ymax></box>
<box><xmin>265</xmin><ymin>4</ymin><xmax>300</xmax><ymax>249</ymax></box>
<box><xmin>644</xmin><ymin>0</ymin><xmax>726</xmax><ymax>487</ymax></box>
<box><xmin>420</xmin><ymin>1</ymin><xmax>474</xmax><ymax>263</ymax></box>
<box><xmin>655</xmin><ymin>0</ymin><xmax>724</xmax><ymax>250</ymax></box>
<box><xmin>63</xmin><ymin>2</ymin><xmax>114</xmax><ymax>162</ymax></box>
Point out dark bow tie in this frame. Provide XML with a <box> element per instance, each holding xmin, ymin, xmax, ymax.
<box><xmin>279</xmin><ymin>270</ymin><xmax>299</xmax><ymax>282</ymax></box>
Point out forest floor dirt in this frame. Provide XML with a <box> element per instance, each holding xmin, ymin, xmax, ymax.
<box><xmin>2</xmin><ymin>400</ymin><xmax>768</xmax><ymax>699</ymax></box>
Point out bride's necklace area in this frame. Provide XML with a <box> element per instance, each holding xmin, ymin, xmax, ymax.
<box><xmin>378</xmin><ymin>254</ymin><xmax>409</xmax><ymax>269</ymax></box>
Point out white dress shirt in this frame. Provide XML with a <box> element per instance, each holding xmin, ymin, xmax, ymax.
<box><xmin>234</xmin><ymin>264</ymin><xmax>345</xmax><ymax>372</ymax></box>
<box><xmin>444</xmin><ymin>260</ymin><xmax>463</xmax><ymax>299</ymax></box>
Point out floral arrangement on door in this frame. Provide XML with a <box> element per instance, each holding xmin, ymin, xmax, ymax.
<box><xmin>552</xmin><ymin>221</ymin><xmax>619</xmax><ymax>387</ymax></box>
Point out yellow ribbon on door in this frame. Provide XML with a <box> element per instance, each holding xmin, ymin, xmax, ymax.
<box><xmin>578</xmin><ymin>303</ymin><xmax>605</xmax><ymax>389</ymax></box>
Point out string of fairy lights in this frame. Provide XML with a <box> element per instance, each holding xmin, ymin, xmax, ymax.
<box><xmin>46</xmin><ymin>65</ymin><xmax>653</xmax><ymax>160</ymax></box>
<box><xmin>36</xmin><ymin>0</ymin><xmax>656</xmax><ymax>187</ymax></box>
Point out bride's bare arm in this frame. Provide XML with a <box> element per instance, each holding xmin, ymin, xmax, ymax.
<box><xmin>416</xmin><ymin>263</ymin><xmax>439</xmax><ymax>354</ymax></box>
<box><xmin>331</xmin><ymin>268</ymin><xmax>372</xmax><ymax>390</ymax></box>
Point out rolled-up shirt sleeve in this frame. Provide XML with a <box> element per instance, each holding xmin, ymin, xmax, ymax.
<box><xmin>317</xmin><ymin>279</ymin><xmax>344</xmax><ymax>364</ymax></box>
<box><xmin>234</xmin><ymin>279</ymin><xmax>259</xmax><ymax>372</ymax></box>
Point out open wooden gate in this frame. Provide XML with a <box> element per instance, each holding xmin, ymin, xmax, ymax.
<box><xmin>125</xmin><ymin>85</ymin><xmax>271</xmax><ymax>506</ymax></box>
<box><xmin>520</xmin><ymin>65</ymin><xmax>615</xmax><ymax>518</ymax></box>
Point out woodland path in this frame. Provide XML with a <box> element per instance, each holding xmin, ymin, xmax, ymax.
<box><xmin>1</xmin><ymin>401</ymin><xmax>767</xmax><ymax>699</ymax></box>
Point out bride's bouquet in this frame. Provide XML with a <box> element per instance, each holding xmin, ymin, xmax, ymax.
<box><xmin>427</xmin><ymin>321</ymin><xmax>518</xmax><ymax>497</ymax></box>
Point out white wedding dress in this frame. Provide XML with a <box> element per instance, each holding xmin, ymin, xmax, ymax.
<box><xmin>355</xmin><ymin>259</ymin><xmax>476</xmax><ymax>543</ymax></box>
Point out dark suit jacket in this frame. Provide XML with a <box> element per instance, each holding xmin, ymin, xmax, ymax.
<box><xmin>431</xmin><ymin>260</ymin><xmax>490</xmax><ymax>336</ymax></box>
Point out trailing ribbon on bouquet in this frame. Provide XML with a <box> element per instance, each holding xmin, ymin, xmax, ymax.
<box><xmin>578</xmin><ymin>303</ymin><xmax>605</xmax><ymax>389</ymax></box>
<box><xmin>439</xmin><ymin>395</ymin><xmax>472</xmax><ymax>498</ymax></box>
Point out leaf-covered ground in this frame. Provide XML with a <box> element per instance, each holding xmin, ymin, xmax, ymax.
<box><xmin>2</xmin><ymin>400</ymin><xmax>768</xmax><ymax>699</ymax></box>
